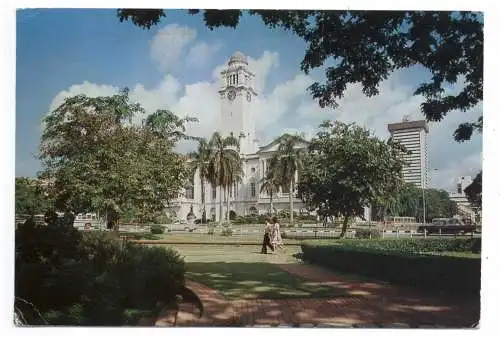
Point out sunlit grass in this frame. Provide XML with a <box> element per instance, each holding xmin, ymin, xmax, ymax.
<box><xmin>186</xmin><ymin>261</ymin><xmax>344</xmax><ymax>300</ymax></box>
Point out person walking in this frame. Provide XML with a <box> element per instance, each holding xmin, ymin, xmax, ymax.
<box><xmin>261</xmin><ymin>217</ymin><xmax>274</xmax><ymax>254</ymax></box>
<box><xmin>271</xmin><ymin>216</ymin><xmax>283</xmax><ymax>251</ymax></box>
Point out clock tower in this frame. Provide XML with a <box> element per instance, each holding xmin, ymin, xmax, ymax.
<box><xmin>218</xmin><ymin>51</ymin><xmax>258</xmax><ymax>154</ymax></box>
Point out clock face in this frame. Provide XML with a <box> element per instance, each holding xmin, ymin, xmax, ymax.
<box><xmin>246</xmin><ymin>92</ymin><xmax>252</xmax><ymax>102</ymax></box>
<box><xmin>227</xmin><ymin>90</ymin><xmax>236</xmax><ymax>101</ymax></box>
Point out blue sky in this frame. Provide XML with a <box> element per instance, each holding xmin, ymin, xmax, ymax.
<box><xmin>16</xmin><ymin>9</ymin><xmax>482</xmax><ymax>190</ymax></box>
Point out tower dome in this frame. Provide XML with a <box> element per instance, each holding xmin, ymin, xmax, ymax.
<box><xmin>228</xmin><ymin>51</ymin><xmax>248</xmax><ymax>65</ymax></box>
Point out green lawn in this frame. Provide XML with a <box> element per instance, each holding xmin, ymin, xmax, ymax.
<box><xmin>186</xmin><ymin>261</ymin><xmax>341</xmax><ymax>300</ymax></box>
<box><xmin>132</xmin><ymin>232</ymin><xmax>303</xmax><ymax>245</ymax></box>
<box><xmin>157</xmin><ymin>244</ymin><xmax>349</xmax><ymax>300</ymax></box>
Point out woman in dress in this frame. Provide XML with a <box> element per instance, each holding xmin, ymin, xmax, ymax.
<box><xmin>271</xmin><ymin>216</ymin><xmax>283</xmax><ymax>251</ymax></box>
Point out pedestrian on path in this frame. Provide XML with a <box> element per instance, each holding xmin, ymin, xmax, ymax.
<box><xmin>271</xmin><ymin>216</ymin><xmax>283</xmax><ymax>251</ymax></box>
<box><xmin>261</xmin><ymin>217</ymin><xmax>274</xmax><ymax>254</ymax></box>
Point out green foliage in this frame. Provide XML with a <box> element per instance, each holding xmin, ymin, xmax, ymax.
<box><xmin>301</xmin><ymin>238</ymin><xmax>481</xmax><ymax>296</ymax></box>
<box><xmin>354</xmin><ymin>228</ymin><xmax>382</xmax><ymax>239</ymax></box>
<box><xmin>207</xmin><ymin>132</ymin><xmax>243</xmax><ymax>223</ymax></box>
<box><xmin>270</xmin><ymin>134</ymin><xmax>306</xmax><ymax>226</ymax></box>
<box><xmin>150</xmin><ymin>225</ymin><xmax>165</xmax><ymax>235</ymax></box>
<box><xmin>39</xmin><ymin>90</ymin><xmax>193</xmax><ymax>226</ymax></box>
<box><xmin>465</xmin><ymin>171</ymin><xmax>482</xmax><ymax>213</ymax></box>
<box><xmin>302</xmin><ymin>237</ymin><xmax>481</xmax><ymax>255</ymax></box>
<box><xmin>374</xmin><ymin>183</ymin><xmax>458</xmax><ymax>222</ymax></box>
<box><xmin>15</xmin><ymin>177</ymin><xmax>53</xmax><ymax>215</ymax></box>
<box><xmin>298</xmin><ymin>121</ymin><xmax>406</xmax><ymax>237</ymax></box>
<box><xmin>118</xmin><ymin>10</ymin><xmax>482</xmax><ymax>142</ymax></box>
<box><xmin>15</xmin><ymin>225</ymin><xmax>193</xmax><ymax>326</ymax></box>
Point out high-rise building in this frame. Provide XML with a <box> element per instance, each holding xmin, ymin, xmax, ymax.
<box><xmin>388</xmin><ymin>118</ymin><xmax>429</xmax><ymax>188</ymax></box>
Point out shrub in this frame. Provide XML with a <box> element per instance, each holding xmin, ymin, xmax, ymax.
<box><xmin>301</xmin><ymin>238</ymin><xmax>481</xmax><ymax>296</ymax></box>
<box><xmin>150</xmin><ymin>225</ymin><xmax>165</xmax><ymax>235</ymax></box>
<box><xmin>15</xmin><ymin>225</ymin><xmax>194</xmax><ymax>326</ymax></box>
<box><xmin>354</xmin><ymin>228</ymin><xmax>382</xmax><ymax>239</ymax></box>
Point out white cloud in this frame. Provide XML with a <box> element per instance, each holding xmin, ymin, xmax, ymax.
<box><xmin>186</xmin><ymin>41</ymin><xmax>222</xmax><ymax>68</ymax></box>
<box><xmin>49</xmin><ymin>81</ymin><xmax>118</xmax><ymax>112</ymax></box>
<box><xmin>254</xmin><ymin>73</ymin><xmax>314</xmax><ymax>136</ymax></box>
<box><xmin>150</xmin><ymin>24</ymin><xmax>197</xmax><ymax>72</ymax></box>
<box><xmin>248</xmin><ymin>51</ymin><xmax>280</xmax><ymax>92</ymax></box>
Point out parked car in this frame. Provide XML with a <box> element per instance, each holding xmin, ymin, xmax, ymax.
<box><xmin>169</xmin><ymin>220</ymin><xmax>196</xmax><ymax>232</ymax></box>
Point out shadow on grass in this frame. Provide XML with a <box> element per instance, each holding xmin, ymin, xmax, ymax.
<box><xmin>186</xmin><ymin>262</ymin><xmax>345</xmax><ymax>300</ymax></box>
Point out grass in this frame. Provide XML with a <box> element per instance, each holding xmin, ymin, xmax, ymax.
<box><xmin>186</xmin><ymin>262</ymin><xmax>341</xmax><ymax>300</ymax></box>
<box><xmin>133</xmin><ymin>232</ymin><xmax>303</xmax><ymax>245</ymax></box>
<box><xmin>156</xmin><ymin>244</ymin><xmax>361</xmax><ymax>300</ymax></box>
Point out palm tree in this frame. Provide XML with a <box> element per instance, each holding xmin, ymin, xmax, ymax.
<box><xmin>187</xmin><ymin>138</ymin><xmax>211</xmax><ymax>223</ymax></box>
<box><xmin>273</xmin><ymin>134</ymin><xmax>304</xmax><ymax>226</ymax></box>
<box><xmin>260</xmin><ymin>157</ymin><xmax>280</xmax><ymax>215</ymax></box>
<box><xmin>207</xmin><ymin>132</ymin><xmax>242</xmax><ymax>225</ymax></box>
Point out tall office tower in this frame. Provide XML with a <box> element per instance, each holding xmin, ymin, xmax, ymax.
<box><xmin>388</xmin><ymin>117</ymin><xmax>429</xmax><ymax>188</ymax></box>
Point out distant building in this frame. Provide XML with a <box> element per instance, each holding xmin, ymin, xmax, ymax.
<box><xmin>449</xmin><ymin>175</ymin><xmax>477</xmax><ymax>223</ymax></box>
<box><xmin>388</xmin><ymin>118</ymin><xmax>429</xmax><ymax>188</ymax></box>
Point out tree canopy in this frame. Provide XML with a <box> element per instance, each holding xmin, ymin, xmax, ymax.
<box><xmin>117</xmin><ymin>9</ymin><xmax>483</xmax><ymax>142</ymax></box>
<box><xmin>298</xmin><ymin>120</ymin><xmax>406</xmax><ymax>237</ymax></box>
<box><xmin>15</xmin><ymin>177</ymin><xmax>53</xmax><ymax>215</ymax></box>
<box><xmin>464</xmin><ymin>171</ymin><xmax>482</xmax><ymax>212</ymax></box>
<box><xmin>373</xmin><ymin>183</ymin><xmax>458</xmax><ymax>223</ymax></box>
<box><xmin>39</xmin><ymin>89</ymin><xmax>194</xmax><ymax>227</ymax></box>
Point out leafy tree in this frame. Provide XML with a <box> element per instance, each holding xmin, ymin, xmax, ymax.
<box><xmin>39</xmin><ymin>90</ymin><xmax>192</xmax><ymax>230</ymax></box>
<box><xmin>188</xmin><ymin>138</ymin><xmax>211</xmax><ymax>223</ymax></box>
<box><xmin>117</xmin><ymin>9</ymin><xmax>483</xmax><ymax>142</ymax></box>
<box><xmin>15</xmin><ymin>177</ymin><xmax>52</xmax><ymax>215</ymax></box>
<box><xmin>271</xmin><ymin>134</ymin><xmax>305</xmax><ymax>226</ymax></box>
<box><xmin>206</xmin><ymin>132</ymin><xmax>242</xmax><ymax>224</ymax></box>
<box><xmin>373</xmin><ymin>183</ymin><xmax>458</xmax><ymax>223</ymax></box>
<box><xmin>298</xmin><ymin>121</ymin><xmax>406</xmax><ymax>238</ymax></box>
<box><xmin>424</xmin><ymin>188</ymin><xmax>458</xmax><ymax>221</ymax></box>
<box><xmin>464</xmin><ymin>171</ymin><xmax>482</xmax><ymax>213</ymax></box>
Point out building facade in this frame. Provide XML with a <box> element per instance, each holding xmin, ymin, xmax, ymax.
<box><xmin>448</xmin><ymin>175</ymin><xmax>477</xmax><ymax>223</ymax></box>
<box><xmin>166</xmin><ymin>52</ymin><xmax>308</xmax><ymax>222</ymax></box>
<box><xmin>388</xmin><ymin>118</ymin><xmax>429</xmax><ymax>188</ymax></box>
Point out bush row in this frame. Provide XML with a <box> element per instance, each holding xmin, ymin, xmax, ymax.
<box><xmin>301</xmin><ymin>238</ymin><xmax>481</xmax><ymax>296</ymax></box>
<box><xmin>15</xmin><ymin>224</ymin><xmax>194</xmax><ymax>326</ymax></box>
<box><xmin>304</xmin><ymin>237</ymin><xmax>481</xmax><ymax>254</ymax></box>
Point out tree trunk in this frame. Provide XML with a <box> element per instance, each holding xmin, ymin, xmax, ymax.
<box><xmin>218</xmin><ymin>185</ymin><xmax>223</xmax><ymax>225</ymax></box>
<box><xmin>340</xmin><ymin>216</ymin><xmax>349</xmax><ymax>238</ymax></box>
<box><xmin>289</xmin><ymin>180</ymin><xmax>294</xmax><ymax>226</ymax></box>
<box><xmin>226</xmin><ymin>186</ymin><xmax>230</xmax><ymax>221</ymax></box>
<box><xmin>201</xmin><ymin>178</ymin><xmax>206</xmax><ymax>224</ymax></box>
<box><xmin>270</xmin><ymin>191</ymin><xmax>274</xmax><ymax>215</ymax></box>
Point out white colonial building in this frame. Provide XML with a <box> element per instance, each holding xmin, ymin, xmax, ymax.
<box><xmin>166</xmin><ymin>52</ymin><xmax>308</xmax><ymax>222</ymax></box>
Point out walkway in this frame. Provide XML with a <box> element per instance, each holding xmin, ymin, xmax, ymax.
<box><xmin>154</xmin><ymin>263</ymin><xmax>480</xmax><ymax>328</ymax></box>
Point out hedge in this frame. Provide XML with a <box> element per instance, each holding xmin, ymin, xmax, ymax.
<box><xmin>15</xmin><ymin>223</ymin><xmax>194</xmax><ymax>325</ymax></box>
<box><xmin>301</xmin><ymin>238</ymin><xmax>481</xmax><ymax>297</ymax></box>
